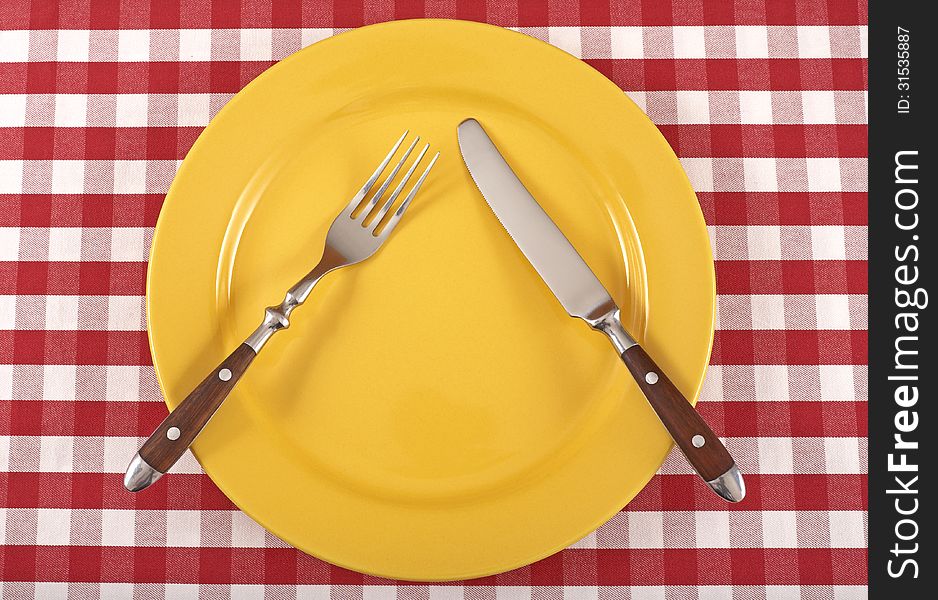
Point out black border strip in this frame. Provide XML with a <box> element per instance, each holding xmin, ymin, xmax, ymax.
<box><xmin>868</xmin><ymin>1</ymin><xmax>933</xmax><ymax>593</ymax></box>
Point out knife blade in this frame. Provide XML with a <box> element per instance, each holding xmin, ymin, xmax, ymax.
<box><xmin>455</xmin><ymin>118</ymin><xmax>615</xmax><ymax>322</ymax></box>
<box><xmin>457</xmin><ymin>117</ymin><xmax>745</xmax><ymax>502</ymax></box>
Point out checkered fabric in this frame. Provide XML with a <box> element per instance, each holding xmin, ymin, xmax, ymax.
<box><xmin>0</xmin><ymin>1</ymin><xmax>867</xmax><ymax>598</ymax></box>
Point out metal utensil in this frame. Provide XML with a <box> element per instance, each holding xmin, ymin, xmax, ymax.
<box><xmin>125</xmin><ymin>131</ymin><xmax>440</xmax><ymax>492</ymax></box>
<box><xmin>457</xmin><ymin>118</ymin><xmax>744</xmax><ymax>502</ymax></box>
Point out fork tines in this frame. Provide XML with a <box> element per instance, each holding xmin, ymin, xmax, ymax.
<box><xmin>347</xmin><ymin>131</ymin><xmax>440</xmax><ymax>236</ymax></box>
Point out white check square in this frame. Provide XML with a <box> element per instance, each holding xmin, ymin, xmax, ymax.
<box><xmin>747</xmin><ymin>225</ymin><xmax>782</xmax><ymax>260</ymax></box>
<box><xmin>166</xmin><ymin>511</ymin><xmax>201</xmax><ymax>547</ymax></box>
<box><xmin>106</xmin><ymin>365</ymin><xmax>141</xmax><ymax>401</ymax></box>
<box><xmin>301</xmin><ymin>28</ymin><xmax>333</xmax><ymax>48</ymax></box>
<box><xmin>363</xmin><ymin>587</ymin><xmax>397</xmax><ymax>600</ymax></box>
<box><xmin>626</xmin><ymin>91</ymin><xmax>647</xmax><ymax>113</ymax></box>
<box><xmin>36</xmin><ymin>508</ymin><xmax>71</xmax><ymax>545</ymax></box>
<box><xmin>113</xmin><ymin>161</ymin><xmax>147</xmax><ymax>194</ymax></box>
<box><xmin>631</xmin><ymin>587</ymin><xmax>666</xmax><ymax>600</ymax></box>
<box><xmin>568</xmin><ymin>530</ymin><xmax>596</xmax><ymax>548</ymax></box>
<box><xmin>45</xmin><ymin>296</ymin><xmax>80</xmax><ymax>330</ymax></box>
<box><xmin>48</xmin><ymin>227</ymin><xmax>83</xmax><ymax>261</ymax></box>
<box><xmin>115</xmin><ymin>94</ymin><xmax>148</xmax><ymax>127</ymax></box>
<box><xmin>560</xmin><ymin>588</ymin><xmax>600</xmax><ymax>600</ymax></box>
<box><xmin>34</xmin><ymin>582</ymin><xmax>69</xmax><ymax>600</ymax></box>
<box><xmin>834</xmin><ymin>586</ymin><xmax>870</xmax><ymax>600</ymax></box>
<box><xmin>676</xmin><ymin>90</ymin><xmax>710</xmax><ymax>124</ymax></box>
<box><xmin>806</xmin><ymin>158</ymin><xmax>842</xmax><ymax>192</ymax></box>
<box><xmin>495</xmin><ymin>585</ymin><xmax>531</xmax><ymax>600</ymax></box>
<box><xmin>766</xmin><ymin>587</ymin><xmax>803</xmax><ymax>600</ymax></box>
<box><xmin>295</xmin><ymin>586</ymin><xmax>331</xmax><ymax>600</ymax></box>
<box><xmin>177</xmin><ymin>94</ymin><xmax>211</xmax><ymax>126</ymax></box>
<box><xmin>762</xmin><ymin>511</ymin><xmax>798</xmax><ymax>548</ymax></box>
<box><xmin>0</xmin><ymin>31</ymin><xmax>29</xmax><ymax>61</ymax></box>
<box><xmin>179</xmin><ymin>29</ymin><xmax>212</xmax><ymax>61</ymax></box>
<box><xmin>118</xmin><ymin>29</ymin><xmax>150</xmax><ymax>61</ymax></box>
<box><xmin>679</xmin><ymin>158</ymin><xmax>714</xmax><ymax>192</ymax></box>
<box><xmin>802</xmin><ymin>91</ymin><xmax>837</xmax><ymax>124</ymax></box>
<box><xmin>0</xmin><ymin>435</ymin><xmax>9</xmax><ymax>471</ymax></box>
<box><xmin>673</xmin><ymin>26</ymin><xmax>706</xmax><ymax>58</ymax></box>
<box><xmin>744</xmin><ymin>158</ymin><xmax>779</xmax><ymax>193</ymax></box>
<box><xmin>698</xmin><ymin>586</ymin><xmax>734</xmax><ymax>600</ymax></box>
<box><xmin>230</xmin><ymin>586</ymin><xmax>265</xmax><ymax>600</ymax></box>
<box><xmin>548</xmin><ymin>27</ymin><xmax>581</xmax><ymax>57</ymax></box>
<box><xmin>107</xmin><ymin>295</ymin><xmax>144</xmax><ymax>331</ymax></box>
<box><xmin>57</xmin><ymin>30</ymin><xmax>90</xmax><ymax>61</ymax></box>
<box><xmin>816</xmin><ymin>294</ymin><xmax>851</xmax><ymax>329</ymax></box>
<box><xmin>102</xmin><ymin>437</ymin><xmax>138</xmax><ymax>473</ymax></box>
<box><xmin>0</xmin><ymin>295</ymin><xmax>14</xmax><ymax>330</ymax></box>
<box><xmin>735</xmin><ymin>26</ymin><xmax>769</xmax><ymax>58</ymax></box>
<box><xmin>611</xmin><ymin>27</ymin><xmax>643</xmax><ymax>58</ymax></box>
<box><xmin>825</xmin><ymin>437</ymin><xmax>862</xmax><ymax>474</ymax></box>
<box><xmin>758</xmin><ymin>438</ymin><xmax>794</xmax><ymax>474</ymax></box>
<box><xmin>100</xmin><ymin>583</ymin><xmax>135</xmax><ymax>600</ymax></box>
<box><xmin>819</xmin><ymin>365</ymin><xmax>856</xmax><ymax>401</ymax></box>
<box><xmin>42</xmin><ymin>364</ymin><xmax>76</xmax><ymax>401</ymax></box>
<box><xmin>110</xmin><ymin>227</ymin><xmax>147</xmax><ymax>261</ymax></box>
<box><xmin>829</xmin><ymin>511</ymin><xmax>866</xmax><ymax>548</ymax></box>
<box><xmin>0</xmin><ymin>161</ymin><xmax>24</xmax><ymax>195</ymax></box>
<box><xmin>0</xmin><ymin>95</ymin><xmax>26</xmax><ymax>127</ymax></box>
<box><xmin>0</xmin><ymin>227</ymin><xmax>20</xmax><ymax>261</ymax></box>
<box><xmin>628</xmin><ymin>511</ymin><xmax>663</xmax><ymax>549</ymax></box>
<box><xmin>231</xmin><ymin>511</ymin><xmax>267</xmax><ymax>547</ymax></box>
<box><xmin>739</xmin><ymin>91</ymin><xmax>773</xmax><ymax>124</ymax></box>
<box><xmin>101</xmin><ymin>510</ymin><xmax>136</xmax><ymax>546</ymax></box>
<box><xmin>0</xmin><ymin>364</ymin><xmax>11</xmax><ymax>404</ymax></box>
<box><xmin>811</xmin><ymin>225</ymin><xmax>847</xmax><ymax>260</ymax></box>
<box><xmin>751</xmin><ymin>295</ymin><xmax>786</xmax><ymax>329</ymax></box>
<box><xmin>700</xmin><ymin>365</ymin><xmax>723</xmax><ymax>402</ymax></box>
<box><xmin>797</xmin><ymin>26</ymin><xmax>832</xmax><ymax>58</ymax></box>
<box><xmin>39</xmin><ymin>436</ymin><xmax>73</xmax><ymax>472</ymax></box>
<box><xmin>163</xmin><ymin>585</ymin><xmax>201</xmax><ymax>600</ymax></box>
<box><xmin>51</xmin><ymin>161</ymin><xmax>86</xmax><ymax>194</ymax></box>
<box><xmin>240</xmin><ymin>29</ymin><xmax>273</xmax><ymax>60</ymax></box>
<box><xmin>695</xmin><ymin>511</ymin><xmax>730</xmax><ymax>548</ymax></box>
<box><xmin>754</xmin><ymin>365</ymin><xmax>790</xmax><ymax>401</ymax></box>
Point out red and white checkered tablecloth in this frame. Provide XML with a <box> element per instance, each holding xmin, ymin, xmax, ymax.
<box><xmin>0</xmin><ymin>0</ymin><xmax>867</xmax><ymax>597</ymax></box>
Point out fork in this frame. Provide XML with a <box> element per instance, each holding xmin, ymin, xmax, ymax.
<box><xmin>124</xmin><ymin>131</ymin><xmax>440</xmax><ymax>492</ymax></box>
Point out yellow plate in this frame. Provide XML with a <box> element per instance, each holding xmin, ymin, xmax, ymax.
<box><xmin>148</xmin><ymin>19</ymin><xmax>714</xmax><ymax>581</ymax></box>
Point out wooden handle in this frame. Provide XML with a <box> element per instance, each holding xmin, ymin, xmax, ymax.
<box><xmin>138</xmin><ymin>343</ymin><xmax>256</xmax><ymax>473</ymax></box>
<box><xmin>620</xmin><ymin>344</ymin><xmax>735</xmax><ymax>482</ymax></box>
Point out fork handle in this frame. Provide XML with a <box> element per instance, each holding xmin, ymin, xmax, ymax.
<box><xmin>124</xmin><ymin>254</ymin><xmax>339</xmax><ymax>493</ymax></box>
<box><xmin>123</xmin><ymin>344</ymin><xmax>256</xmax><ymax>491</ymax></box>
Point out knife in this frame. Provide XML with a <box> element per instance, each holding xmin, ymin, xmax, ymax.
<box><xmin>457</xmin><ymin>118</ymin><xmax>744</xmax><ymax>502</ymax></box>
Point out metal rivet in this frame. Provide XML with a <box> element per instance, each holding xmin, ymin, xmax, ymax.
<box><xmin>692</xmin><ymin>434</ymin><xmax>705</xmax><ymax>448</ymax></box>
<box><xmin>218</xmin><ymin>368</ymin><xmax>232</xmax><ymax>382</ymax></box>
<box><xmin>167</xmin><ymin>427</ymin><xmax>181</xmax><ymax>441</ymax></box>
<box><xmin>645</xmin><ymin>372</ymin><xmax>659</xmax><ymax>385</ymax></box>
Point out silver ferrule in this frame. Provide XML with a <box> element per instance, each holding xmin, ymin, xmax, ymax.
<box><xmin>244</xmin><ymin>292</ymin><xmax>298</xmax><ymax>353</ymax></box>
<box><xmin>587</xmin><ymin>307</ymin><xmax>637</xmax><ymax>355</ymax></box>
<box><xmin>123</xmin><ymin>453</ymin><xmax>163</xmax><ymax>492</ymax></box>
<box><xmin>706</xmin><ymin>463</ymin><xmax>746</xmax><ymax>503</ymax></box>
<box><xmin>242</xmin><ymin>253</ymin><xmax>339</xmax><ymax>354</ymax></box>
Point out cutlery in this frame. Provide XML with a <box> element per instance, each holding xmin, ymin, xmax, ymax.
<box><xmin>457</xmin><ymin>118</ymin><xmax>744</xmax><ymax>502</ymax></box>
<box><xmin>125</xmin><ymin>131</ymin><xmax>440</xmax><ymax>492</ymax></box>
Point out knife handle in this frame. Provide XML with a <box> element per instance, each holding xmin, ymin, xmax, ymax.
<box><xmin>619</xmin><ymin>344</ymin><xmax>745</xmax><ymax>502</ymax></box>
<box><xmin>123</xmin><ymin>344</ymin><xmax>256</xmax><ymax>492</ymax></box>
